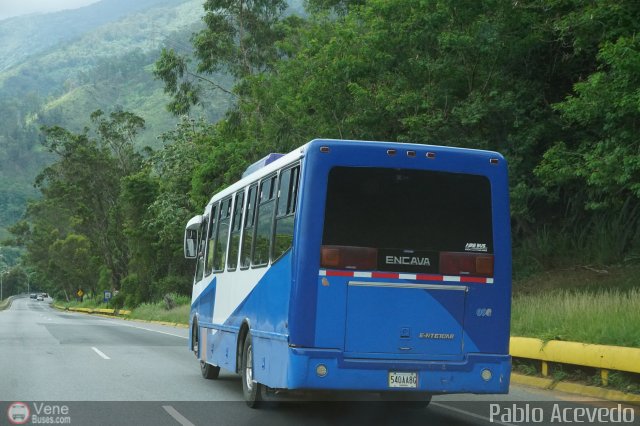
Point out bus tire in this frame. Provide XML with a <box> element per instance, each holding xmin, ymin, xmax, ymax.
<box><xmin>194</xmin><ymin>321</ymin><xmax>221</xmax><ymax>379</ymax></box>
<box><xmin>191</xmin><ymin>320</ymin><xmax>199</xmax><ymax>356</ymax></box>
<box><xmin>241</xmin><ymin>333</ymin><xmax>263</xmax><ymax>408</ymax></box>
<box><xmin>200</xmin><ymin>360</ymin><xmax>220</xmax><ymax>380</ymax></box>
<box><xmin>380</xmin><ymin>391</ymin><xmax>431</xmax><ymax>409</ymax></box>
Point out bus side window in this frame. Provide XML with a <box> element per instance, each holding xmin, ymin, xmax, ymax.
<box><xmin>240</xmin><ymin>184</ymin><xmax>258</xmax><ymax>269</ymax></box>
<box><xmin>205</xmin><ymin>205</ymin><xmax>218</xmax><ymax>276</ymax></box>
<box><xmin>273</xmin><ymin>165</ymin><xmax>299</xmax><ymax>261</ymax></box>
<box><xmin>214</xmin><ymin>197</ymin><xmax>232</xmax><ymax>272</ymax></box>
<box><xmin>228</xmin><ymin>190</ymin><xmax>244</xmax><ymax>271</ymax></box>
<box><xmin>253</xmin><ymin>174</ymin><xmax>277</xmax><ymax>267</ymax></box>
<box><xmin>196</xmin><ymin>214</ymin><xmax>209</xmax><ymax>282</ymax></box>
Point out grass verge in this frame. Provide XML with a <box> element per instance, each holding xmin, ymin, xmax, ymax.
<box><xmin>127</xmin><ymin>301</ymin><xmax>189</xmax><ymax>324</ymax></box>
<box><xmin>511</xmin><ymin>287</ymin><xmax>640</xmax><ymax>347</ymax></box>
<box><xmin>512</xmin><ymin>265</ymin><xmax>640</xmax><ymax>347</ymax></box>
<box><xmin>59</xmin><ymin>293</ymin><xmax>190</xmax><ymax>324</ymax></box>
<box><xmin>511</xmin><ymin>264</ymin><xmax>640</xmax><ymax>396</ymax></box>
<box><xmin>58</xmin><ymin>297</ymin><xmax>106</xmax><ymax>310</ymax></box>
<box><xmin>0</xmin><ymin>296</ymin><xmax>12</xmax><ymax>310</ymax></box>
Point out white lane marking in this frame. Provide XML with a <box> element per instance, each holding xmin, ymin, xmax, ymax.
<box><xmin>91</xmin><ymin>346</ymin><xmax>111</xmax><ymax>360</ymax></box>
<box><xmin>431</xmin><ymin>402</ymin><xmax>516</xmax><ymax>426</ymax></box>
<box><xmin>162</xmin><ymin>405</ymin><xmax>196</xmax><ymax>426</ymax></box>
<box><xmin>99</xmin><ymin>320</ymin><xmax>188</xmax><ymax>339</ymax></box>
<box><xmin>62</xmin><ymin>310</ymin><xmax>188</xmax><ymax>339</ymax></box>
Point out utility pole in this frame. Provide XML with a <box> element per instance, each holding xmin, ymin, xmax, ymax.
<box><xmin>0</xmin><ymin>253</ymin><xmax>4</xmax><ymax>300</ymax></box>
<box><xmin>0</xmin><ymin>269</ymin><xmax>6</xmax><ymax>301</ymax></box>
<box><xmin>23</xmin><ymin>270</ymin><xmax>31</xmax><ymax>296</ymax></box>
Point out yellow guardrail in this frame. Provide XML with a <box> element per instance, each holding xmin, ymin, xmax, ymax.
<box><xmin>510</xmin><ymin>337</ymin><xmax>640</xmax><ymax>386</ymax></box>
<box><xmin>56</xmin><ymin>305</ymin><xmax>131</xmax><ymax>316</ymax></box>
<box><xmin>0</xmin><ymin>295</ymin><xmax>19</xmax><ymax>311</ymax></box>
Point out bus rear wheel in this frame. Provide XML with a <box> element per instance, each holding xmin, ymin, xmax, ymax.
<box><xmin>200</xmin><ymin>360</ymin><xmax>220</xmax><ymax>379</ymax></box>
<box><xmin>241</xmin><ymin>333</ymin><xmax>263</xmax><ymax>408</ymax></box>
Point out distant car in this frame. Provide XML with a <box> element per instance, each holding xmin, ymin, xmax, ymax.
<box><xmin>37</xmin><ymin>295</ymin><xmax>44</xmax><ymax>301</ymax></box>
<box><xmin>30</xmin><ymin>293</ymin><xmax>37</xmax><ymax>299</ymax></box>
<box><xmin>42</xmin><ymin>293</ymin><xmax>48</xmax><ymax>298</ymax></box>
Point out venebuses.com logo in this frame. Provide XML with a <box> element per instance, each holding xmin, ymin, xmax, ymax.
<box><xmin>6</xmin><ymin>402</ymin><xmax>72</xmax><ymax>424</ymax></box>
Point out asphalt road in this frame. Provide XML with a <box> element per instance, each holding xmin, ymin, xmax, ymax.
<box><xmin>1</xmin><ymin>297</ymin><xmax>637</xmax><ymax>426</ymax></box>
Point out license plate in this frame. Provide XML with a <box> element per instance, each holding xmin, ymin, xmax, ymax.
<box><xmin>388</xmin><ymin>371</ymin><xmax>418</xmax><ymax>388</ymax></box>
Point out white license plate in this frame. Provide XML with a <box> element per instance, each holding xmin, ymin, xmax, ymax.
<box><xmin>388</xmin><ymin>371</ymin><xmax>418</xmax><ymax>388</ymax></box>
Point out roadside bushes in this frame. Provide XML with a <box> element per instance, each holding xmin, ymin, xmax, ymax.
<box><xmin>115</xmin><ymin>273</ymin><xmax>190</xmax><ymax>308</ymax></box>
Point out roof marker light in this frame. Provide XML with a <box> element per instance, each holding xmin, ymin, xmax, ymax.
<box><xmin>407</xmin><ymin>150</ymin><xmax>416</xmax><ymax>157</ymax></box>
<box><xmin>320</xmin><ymin>146</ymin><xmax>330</xmax><ymax>153</ymax></box>
<box><xmin>490</xmin><ymin>158</ymin><xmax>499</xmax><ymax>164</ymax></box>
<box><xmin>387</xmin><ymin>149</ymin><xmax>397</xmax><ymax>156</ymax></box>
<box><xmin>426</xmin><ymin>152</ymin><xmax>436</xmax><ymax>159</ymax></box>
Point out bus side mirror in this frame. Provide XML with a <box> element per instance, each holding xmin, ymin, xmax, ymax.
<box><xmin>184</xmin><ymin>229</ymin><xmax>198</xmax><ymax>258</ymax></box>
<box><xmin>184</xmin><ymin>215</ymin><xmax>203</xmax><ymax>259</ymax></box>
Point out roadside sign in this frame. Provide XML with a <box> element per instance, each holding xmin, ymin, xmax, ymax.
<box><xmin>76</xmin><ymin>289</ymin><xmax>84</xmax><ymax>298</ymax></box>
<box><xmin>103</xmin><ymin>290</ymin><xmax>112</xmax><ymax>303</ymax></box>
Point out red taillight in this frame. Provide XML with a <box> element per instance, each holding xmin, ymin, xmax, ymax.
<box><xmin>439</xmin><ymin>252</ymin><xmax>494</xmax><ymax>277</ymax></box>
<box><xmin>321</xmin><ymin>245</ymin><xmax>378</xmax><ymax>270</ymax></box>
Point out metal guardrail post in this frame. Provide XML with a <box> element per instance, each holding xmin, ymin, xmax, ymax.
<box><xmin>601</xmin><ymin>369</ymin><xmax>610</xmax><ymax>386</ymax></box>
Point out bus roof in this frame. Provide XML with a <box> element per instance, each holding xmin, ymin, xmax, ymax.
<box><xmin>205</xmin><ymin>143</ymin><xmax>309</xmax><ymax>207</ymax></box>
<box><xmin>205</xmin><ymin>139</ymin><xmax>505</xmax><ymax>207</ymax></box>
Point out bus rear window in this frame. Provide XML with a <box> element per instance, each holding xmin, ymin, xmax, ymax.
<box><xmin>322</xmin><ymin>167</ymin><xmax>493</xmax><ymax>274</ymax></box>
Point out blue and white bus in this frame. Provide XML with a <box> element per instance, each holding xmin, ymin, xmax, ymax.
<box><xmin>184</xmin><ymin>139</ymin><xmax>511</xmax><ymax>407</ymax></box>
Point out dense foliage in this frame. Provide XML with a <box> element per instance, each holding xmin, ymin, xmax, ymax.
<box><xmin>0</xmin><ymin>0</ymin><xmax>230</xmax><ymax>241</ymax></box>
<box><xmin>3</xmin><ymin>0</ymin><xmax>640</xmax><ymax>302</ymax></box>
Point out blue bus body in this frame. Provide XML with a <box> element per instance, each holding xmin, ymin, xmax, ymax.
<box><xmin>187</xmin><ymin>139</ymin><xmax>511</xmax><ymax>400</ymax></box>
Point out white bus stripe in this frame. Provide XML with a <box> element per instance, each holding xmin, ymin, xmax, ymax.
<box><xmin>399</xmin><ymin>273</ymin><xmax>417</xmax><ymax>280</ymax></box>
<box><xmin>319</xmin><ymin>270</ymin><xmax>494</xmax><ymax>284</ymax></box>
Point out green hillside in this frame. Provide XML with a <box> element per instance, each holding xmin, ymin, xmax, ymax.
<box><xmin>0</xmin><ymin>0</ymin><xmax>233</xmax><ymax>239</ymax></box>
<box><xmin>0</xmin><ymin>0</ymin><xmax>189</xmax><ymax>72</ymax></box>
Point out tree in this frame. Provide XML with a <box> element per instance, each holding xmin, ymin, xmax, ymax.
<box><xmin>153</xmin><ymin>0</ymin><xmax>288</xmax><ymax>115</ymax></box>
<box><xmin>539</xmin><ymin>37</ymin><xmax>640</xmax><ymax>211</ymax></box>
<box><xmin>47</xmin><ymin>234</ymin><xmax>96</xmax><ymax>299</ymax></box>
<box><xmin>231</xmin><ymin>0</ymin><xmax>578</xmax><ymax>231</ymax></box>
<box><xmin>32</xmin><ymin>110</ymin><xmax>145</xmax><ymax>290</ymax></box>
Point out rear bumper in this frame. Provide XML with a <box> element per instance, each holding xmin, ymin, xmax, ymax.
<box><xmin>287</xmin><ymin>349</ymin><xmax>511</xmax><ymax>394</ymax></box>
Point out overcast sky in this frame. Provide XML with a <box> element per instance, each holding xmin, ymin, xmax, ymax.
<box><xmin>0</xmin><ymin>0</ymin><xmax>101</xmax><ymax>20</ymax></box>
